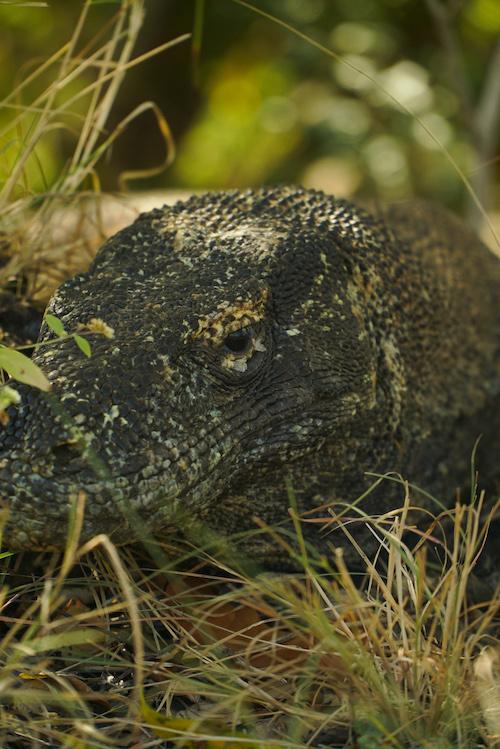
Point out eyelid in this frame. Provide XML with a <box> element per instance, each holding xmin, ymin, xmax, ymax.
<box><xmin>188</xmin><ymin>289</ymin><xmax>269</xmax><ymax>346</ymax></box>
<box><xmin>220</xmin><ymin>318</ymin><xmax>260</xmax><ymax>343</ymax></box>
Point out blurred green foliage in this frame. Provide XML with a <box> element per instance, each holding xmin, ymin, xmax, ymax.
<box><xmin>0</xmin><ymin>0</ymin><xmax>498</xmax><ymax>209</ymax></box>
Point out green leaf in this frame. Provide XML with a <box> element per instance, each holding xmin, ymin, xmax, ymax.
<box><xmin>45</xmin><ymin>313</ymin><xmax>66</xmax><ymax>337</ymax></box>
<box><xmin>0</xmin><ymin>347</ymin><xmax>50</xmax><ymax>391</ymax></box>
<box><xmin>140</xmin><ymin>694</ymin><xmax>272</xmax><ymax>747</ymax></box>
<box><xmin>0</xmin><ymin>385</ymin><xmax>21</xmax><ymax>410</ymax></box>
<box><xmin>14</xmin><ymin>628</ymin><xmax>105</xmax><ymax>654</ymax></box>
<box><xmin>74</xmin><ymin>334</ymin><xmax>91</xmax><ymax>357</ymax></box>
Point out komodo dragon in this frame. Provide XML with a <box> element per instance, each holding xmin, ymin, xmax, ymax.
<box><xmin>0</xmin><ymin>187</ymin><xmax>499</xmax><ymax>568</ymax></box>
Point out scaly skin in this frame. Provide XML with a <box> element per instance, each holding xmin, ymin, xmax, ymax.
<box><xmin>1</xmin><ymin>188</ymin><xmax>499</xmax><ymax>568</ymax></box>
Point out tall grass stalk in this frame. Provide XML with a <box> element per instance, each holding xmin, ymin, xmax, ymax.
<box><xmin>0</xmin><ymin>3</ymin><xmax>497</xmax><ymax>747</ymax></box>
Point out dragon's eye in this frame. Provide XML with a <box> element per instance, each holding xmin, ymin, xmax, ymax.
<box><xmin>223</xmin><ymin>327</ymin><xmax>253</xmax><ymax>355</ymax></box>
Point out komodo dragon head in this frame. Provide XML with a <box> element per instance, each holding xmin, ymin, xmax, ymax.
<box><xmin>1</xmin><ymin>187</ymin><xmax>499</xmax><ymax>568</ymax></box>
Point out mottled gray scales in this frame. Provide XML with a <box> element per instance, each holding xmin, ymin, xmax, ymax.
<box><xmin>0</xmin><ymin>187</ymin><xmax>499</xmax><ymax>568</ymax></box>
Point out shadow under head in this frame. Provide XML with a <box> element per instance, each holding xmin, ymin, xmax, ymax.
<box><xmin>1</xmin><ymin>187</ymin><xmax>499</xmax><ymax>569</ymax></box>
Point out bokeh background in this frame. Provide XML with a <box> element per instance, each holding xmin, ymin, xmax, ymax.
<box><xmin>0</xmin><ymin>0</ymin><xmax>499</xmax><ymax>213</ymax></box>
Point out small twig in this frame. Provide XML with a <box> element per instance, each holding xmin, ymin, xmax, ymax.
<box><xmin>0</xmin><ymin>2</ymin><xmax>90</xmax><ymax>204</ymax></box>
<box><xmin>230</xmin><ymin>0</ymin><xmax>499</xmax><ymax>246</ymax></box>
<box><xmin>424</xmin><ymin>0</ymin><xmax>477</xmax><ymax>138</ymax></box>
<box><xmin>426</xmin><ymin>0</ymin><xmax>500</xmax><ymax>227</ymax></box>
<box><xmin>77</xmin><ymin>534</ymin><xmax>144</xmax><ymax>721</ymax></box>
<box><xmin>468</xmin><ymin>37</ymin><xmax>500</xmax><ymax>223</ymax></box>
<box><xmin>66</xmin><ymin>1</ymin><xmax>145</xmax><ymax>192</ymax></box>
<box><xmin>476</xmin><ymin>38</ymin><xmax>500</xmax><ymax>160</ymax></box>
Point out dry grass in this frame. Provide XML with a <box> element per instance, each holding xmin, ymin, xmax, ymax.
<box><xmin>0</xmin><ymin>488</ymin><xmax>498</xmax><ymax>747</ymax></box>
<box><xmin>0</xmin><ymin>3</ymin><xmax>498</xmax><ymax>748</ymax></box>
<box><xmin>0</xmin><ymin>0</ymin><xmax>186</xmax><ymax>303</ymax></box>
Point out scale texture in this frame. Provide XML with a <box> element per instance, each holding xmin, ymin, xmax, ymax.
<box><xmin>1</xmin><ymin>187</ymin><xmax>499</xmax><ymax>568</ymax></box>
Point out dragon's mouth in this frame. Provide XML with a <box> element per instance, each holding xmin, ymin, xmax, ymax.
<box><xmin>0</xmin><ymin>449</ymin><xmax>206</xmax><ymax>550</ymax></box>
<box><xmin>0</xmin><ymin>377</ymin><xmax>237</xmax><ymax>550</ymax></box>
<box><xmin>0</xmin><ymin>459</ymin><xmax>127</xmax><ymax>548</ymax></box>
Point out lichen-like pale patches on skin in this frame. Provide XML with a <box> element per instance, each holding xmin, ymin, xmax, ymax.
<box><xmin>222</xmin><ymin>356</ymin><xmax>246</xmax><ymax>372</ymax></box>
<box><xmin>211</xmin><ymin>224</ymin><xmax>286</xmax><ymax>259</ymax></box>
<box><xmin>173</xmin><ymin>228</ymin><xmax>186</xmax><ymax>252</ymax></box>
<box><xmin>103</xmin><ymin>405</ymin><xmax>120</xmax><ymax>428</ymax></box>
<box><xmin>159</xmin><ymin>354</ymin><xmax>175</xmax><ymax>381</ymax></box>
<box><xmin>319</xmin><ymin>251</ymin><xmax>330</xmax><ymax>274</ymax></box>
<box><xmin>166</xmin><ymin>219</ymin><xmax>286</xmax><ymax>260</ymax></box>
<box><xmin>0</xmin><ymin>187</ymin><xmax>499</xmax><ymax>571</ymax></box>
<box><xmin>83</xmin><ymin>318</ymin><xmax>115</xmax><ymax>339</ymax></box>
<box><xmin>382</xmin><ymin>338</ymin><xmax>407</xmax><ymax>428</ymax></box>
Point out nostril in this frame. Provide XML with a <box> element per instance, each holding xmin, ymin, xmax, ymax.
<box><xmin>51</xmin><ymin>442</ymin><xmax>80</xmax><ymax>467</ymax></box>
